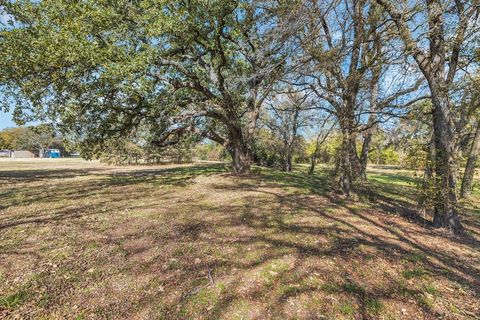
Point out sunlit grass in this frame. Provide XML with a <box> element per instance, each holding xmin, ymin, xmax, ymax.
<box><xmin>0</xmin><ymin>160</ymin><xmax>478</xmax><ymax>319</ymax></box>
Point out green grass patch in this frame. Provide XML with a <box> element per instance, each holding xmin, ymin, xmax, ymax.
<box><xmin>395</xmin><ymin>279</ymin><xmax>417</xmax><ymax>298</ymax></box>
<box><xmin>424</xmin><ymin>283</ymin><xmax>440</xmax><ymax>297</ymax></box>
<box><xmin>402</xmin><ymin>267</ymin><xmax>426</xmax><ymax>279</ymax></box>
<box><xmin>365</xmin><ymin>297</ymin><xmax>383</xmax><ymax>314</ymax></box>
<box><xmin>320</xmin><ymin>282</ymin><xmax>342</xmax><ymax>294</ymax></box>
<box><xmin>339</xmin><ymin>301</ymin><xmax>356</xmax><ymax>316</ymax></box>
<box><xmin>172</xmin><ymin>243</ymin><xmax>195</xmax><ymax>257</ymax></box>
<box><xmin>280</xmin><ymin>284</ymin><xmax>302</xmax><ymax>296</ymax></box>
<box><xmin>258</xmin><ymin>259</ymin><xmax>291</xmax><ymax>286</ymax></box>
<box><xmin>401</xmin><ymin>251</ymin><xmax>426</xmax><ymax>264</ymax></box>
<box><xmin>417</xmin><ymin>294</ymin><xmax>434</xmax><ymax>310</ymax></box>
<box><xmin>367</xmin><ymin>172</ymin><xmax>417</xmax><ymax>187</ymax></box>
<box><xmin>450</xmin><ymin>304</ymin><xmax>461</xmax><ymax>314</ymax></box>
<box><xmin>85</xmin><ymin>241</ymin><xmax>99</xmax><ymax>250</ymax></box>
<box><xmin>343</xmin><ymin>282</ymin><xmax>365</xmax><ymax>295</ymax></box>
<box><xmin>0</xmin><ymin>290</ymin><xmax>28</xmax><ymax>309</ymax></box>
<box><xmin>229</xmin><ymin>300</ymin><xmax>255</xmax><ymax>320</ymax></box>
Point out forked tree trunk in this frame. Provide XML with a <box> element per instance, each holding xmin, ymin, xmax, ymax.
<box><xmin>461</xmin><ymin>120</ymin><xmax>480</xmax><ymax>198</ymax></box>
<box><xmin>360</xmin><ymin>88</ymin><xmax>380</xmax><ymax>177</ymax></box>
<box><xmin>360</xmin><ymin>37</ymin><xmax>381</xmax><ymax>180</ymax></box>
<box><xmin>430</xmin><ymin>88</ymin><xmax>462</xmax><ymax>232</ymax></box>
<box><xmin>337</xmin><ymin>127</ymin><xmax>361</xmax><ymax>195</ymax></box>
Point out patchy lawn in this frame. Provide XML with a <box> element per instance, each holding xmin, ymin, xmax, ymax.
<box><xmin>0</xmin><ymin>159</ymin><xmax>479</xmax><ymax>319</ymax></box>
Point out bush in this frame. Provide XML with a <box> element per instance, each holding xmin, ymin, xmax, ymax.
<box><xmin>403</xmin><ymin>140</ymin><xmax>428</xmax><ymax>170</ymax></box>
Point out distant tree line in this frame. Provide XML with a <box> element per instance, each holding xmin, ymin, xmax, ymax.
<box><xmin>0</xmin><ymin>124</ymin><xmax>69</xmax><ymax>156</ymax></box>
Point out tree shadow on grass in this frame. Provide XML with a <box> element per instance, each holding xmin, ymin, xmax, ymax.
<box><xmin>201</xmin><ymin>193</ymin><xmax>476</xmax><ymax>319</ymax></box>
<box><xmin>1</xmin><ymin>164</ymin><xmax>479</xmax><ymax>319</ymax></box>
<box><xmin>0</xmin><ymin>168</ymin><xmax>105</xmax><ymax>182</ymax></box>
<box><xmin>0</xmin><ymin>163</ymin><xmax>226</xmax><ymax>212</ymax></box>
<box><xmin>107</xmin><ymin>164</ymin><xmax>226</xmax><ymax>187</ymax></box>
<box><xmin>360</xmin><ymin>171</ymin><xmax>480</xmax><ymax>249</ymax></box>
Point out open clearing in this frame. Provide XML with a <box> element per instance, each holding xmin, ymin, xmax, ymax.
<box><xmin>0</xmin><ymin>159</ymin><xmax>479</xmax><ymax>319</ymax></box>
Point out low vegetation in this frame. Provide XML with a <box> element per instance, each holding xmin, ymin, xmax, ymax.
<box><xmin>1</xmin><ymin>159</ymin><xmax>478</xmax><ymax>319</ymax></box>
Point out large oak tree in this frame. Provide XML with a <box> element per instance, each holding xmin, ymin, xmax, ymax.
<box><xmin>0</xmin><ymin>0</ymin><xmax>298</xmax><ymax>174</ymax></box>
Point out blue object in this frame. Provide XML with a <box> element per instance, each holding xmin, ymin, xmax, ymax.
<box><xmin>44</xmin><ymin>149</ymin><xmax>61</xmax><ymax>158</ymax></box>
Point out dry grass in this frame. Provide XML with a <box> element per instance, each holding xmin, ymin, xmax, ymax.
<box><xmin>0</xmin><ymin>159</ymin><xmax>479</xmax><ymax>319</ymax></box>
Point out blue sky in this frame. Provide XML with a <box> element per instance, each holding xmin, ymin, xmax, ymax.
<box><xmin>0</xmin><ymin>110</ymin><xmax>40</xmax><ymax>130</ymax></box>
<box><xmin>0</xmin><ymin>9</ymin><xmax>15</xmax><ymax>130</ymax></box>
<box><xmin>0</xmin><ymin>110</ymin><xmax>16</xmax><ymax>129</ymax></box>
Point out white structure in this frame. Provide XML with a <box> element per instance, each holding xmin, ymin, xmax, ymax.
<box><xmin>12</xmin><ymin>150</ymin><xmax>36</xmax><ymax>158</ymax></box>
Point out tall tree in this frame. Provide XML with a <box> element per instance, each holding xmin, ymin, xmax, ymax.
<box><xmin>19</xmin><ymin>124</ymin><xmax>56</xmax><ymax>155</ymax></box>
<box><xmin>264</xmin><ymin>90</ymin><xmax>313</xmax><ymax>172</ymax></box>
<box><xmin>0</xmin><ymin>127</ymin><xmax>27</xmax><ymax>150</ymax></box>
<box><xmin>299</xmin><ymin>0</ymin><xmax>422</xmax><ymax>194</ymax></box>
<box><xmin>375</xmin><ymin>0</ymin><xmax>479</xmax><ymax>232</ymax></box>
<box><xmin>0</xmin><ymin>0</ymin><xmax>299</xmax><ymax>174</ymax></box>
<box><xmin>298</xmin><ymin>0</ymin><xmax>372</xmax><ymax>194</ymax></box>
<box><xmin>461</xmin><ymin>118</ymin><xmax>480</xmax><ymax>197</ymax></box>
<box><xmin>457</xmin><ymin>70</ymin><xmax>480</xmax><ymax>197</ymax></box>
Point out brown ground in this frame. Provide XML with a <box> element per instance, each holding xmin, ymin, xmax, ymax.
<box><xmin>0</xmin><ymin>159</ymin><xmax>479</xmax><ymax>319</ymax></box>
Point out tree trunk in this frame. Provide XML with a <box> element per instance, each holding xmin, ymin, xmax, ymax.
<box><xmin>337</xmin><ymin>150</ymin><xmax>352</xmax><ymax>196</ymax></box>
<box><xmin>424</xmin><ymin>134</ymin><xmax>436</xmax><ymax>181</ymax></box>
<box><xmin>230</xmin><ymin>146</ymin><xmax>250</xmax><ymax>175</ymax></box>
<box><xmin>359</xmin><ymin>121</ymin><xmax>375</xmax><ymax>179</ymax></box>
<box><xmin>229</xmin><ymin>131</ymin><xmax>251</xmax><ymax>175</ymax></box>
<box><xmin>419</xmin><ymin>133</ymin><xmax>436</xmax><ymax>210</ymax></box>
<box><xmin>336</xmin><ymin>96</ymin><xmax>362</xmax><ymax>194</ymax></box>
<box><xmin>461</xmin><ymin>120</ymin><xmax>480</xmax><ymax>198</ymax></box>
<box><xmin>337</xmin><ymin>128</ymin><xmax>360</xmax><ymax>196</ymax></box>
<box><xmin>359</xmin><ymin>133</ymin><xmax>372</xmax><ymax>180</ymax></box>
<box><xmin>373</xmin><ymin>0</ymin><xmax>471</xmax><ymax>233</ymax></box>
<box><xmin>285</xmin><ymin>150</ymin><xmax>292</xmax><ymax>172</ymax></box>
<box><xmin>360</xmin><ymin>68</ymin><xmax>380</xmax><ymax>180</ymax></box>
<box><xmin>308</xmin><ymin>154</ymin><xmax>316</xmax><ymax>175</ymax></box>
<box><xmin>430</xmin><ymin>88</ymin><xmax>462</xmax><ymax>232</ymax></box>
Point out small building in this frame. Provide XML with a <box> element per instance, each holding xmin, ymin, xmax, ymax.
<box><xmin>12</xmin><ymin>150</ymin><xmax>36</xmax><ymax>158</ymax></box>
<box><xmin>0</xmin><ymin>150</ymin><xmax>12</xmax><ymax>158</ymax></box>
<box><xmin>43</xmin><ymin>149</ymin><xmax>61</xmax><ymax>158</ymax></box>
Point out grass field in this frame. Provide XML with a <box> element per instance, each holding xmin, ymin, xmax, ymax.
<box><xmin>0</xmin><ymin>159</ymin><xmax>479</xmax><ymax>319</ymax></box>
